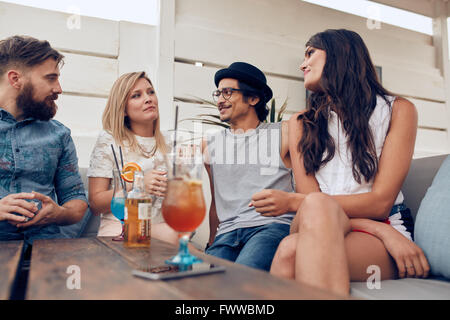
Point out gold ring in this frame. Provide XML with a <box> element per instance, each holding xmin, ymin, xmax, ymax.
<box><xmin>406</xmin><ymin>265</ymin><xmax>414</xmax><ymax>268</ymax></box>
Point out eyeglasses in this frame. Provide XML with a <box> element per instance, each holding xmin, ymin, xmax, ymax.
<box><xmin>212</xmin><ymin>87</ymin><xmax>243</xmax><ymax>102</ymax></box>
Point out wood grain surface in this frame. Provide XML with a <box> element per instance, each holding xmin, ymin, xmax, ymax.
<box><xmin>0</xmin><ymin>241</ymin><xmax>23</xmax><ymax>300</ymax></box>
<box><xmin>27</xmin><ymin>237</ymin><xmax>342</xmax><ymax>300</ymax></box>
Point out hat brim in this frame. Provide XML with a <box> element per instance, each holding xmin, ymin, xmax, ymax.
<box><xmin>215</xmin><ymin>68</ymin><xmax>273</xmax><ymax>103</ymax></box>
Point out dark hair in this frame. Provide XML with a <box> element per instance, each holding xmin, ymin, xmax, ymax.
<box><xmin>298</xmin><ymin>29</ymin><xmax>392</xmax><ymax>184</ymax></box>
<box><xmin>0</xmin><ymin>35</ymin><xmax>64</xmax><ymax>76</ymax></box>
<box><xmin>238</xmin><ymin>80</ymin><xmax>269</xmax><ymax>122</ymax></box>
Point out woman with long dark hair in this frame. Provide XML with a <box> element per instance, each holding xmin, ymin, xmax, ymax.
<box><xmin>269</xmin><ymin>29</ymin><xmax>430</xmax><ymax>296</ymax></box>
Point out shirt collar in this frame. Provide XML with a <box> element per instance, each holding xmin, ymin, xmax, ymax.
<box><xmin>0</xmin><ymin>108</ymin><xmax>15</xmax><ymax>122</ymax></box>
<box><xmin>0</xmin><ymin>108</ymin><xmax>36</xmax><ymax>124</ymax></box>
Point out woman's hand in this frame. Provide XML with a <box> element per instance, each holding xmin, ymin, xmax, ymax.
<box><xmin>380</xmin><ymin>223</ymin><xmax>430</xmax><ymax>279</ymax></box>
<box><xmin>144</xmin><ymin>170</ymin><xmax>168</xmax><ymax>197</ymax></box>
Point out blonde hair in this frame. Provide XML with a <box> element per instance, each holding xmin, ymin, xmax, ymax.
<box><xmin>102</xmin><ymin>71</ymin><xmax>168</xmax><ymax>157</ymax></box>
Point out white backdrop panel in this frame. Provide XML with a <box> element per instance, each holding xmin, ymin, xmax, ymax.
<box><xmin>118</xmin><ymin>21</ymin><xmax>158</xmax><ymax>80</ymax></box>
<box><xmin>72</xmin><ymin>136</ymin><xmax>97</xmax><ymax>168</ymax></box>
<box><xmin>383</xmin><ymin>66</ymin><xmax>446</xmax><ymax>102</ymax></box>
<box><xmin>175</xmin><ymin>0</ymin><xmax>434</xmax><ymax>68</ymax></box>
<box><xmin>410</xmin><ymin>98</ymin><xmax>448</xmax><ymax>130</ymax></box>
<box><xmin>60</xmin><ymin>53</ymin><xmax>118</xmax><ymax>97</ymax></box>
<box><xmin>54</xmin><ymin>94</ymin><xmax>106</xmax><ymax>136</ymax></box>
<box><xmin>174</xmin><ymin>62</ymin><xmax>217</xmax><ymax>101</ymax></box>
<box><xmin>175</xmin><ymin>24</ymin><xmax>303</xmax><ymax>79</ymax></box>
<box><xmin>415</xmin><ymin>128</ymin><xmax>449</xmax><ymax>154</ymax></box>
<box><xmin>0</xmin><ymin>1</ymin><xmax>119</xmax><ymax>57</ymax></box>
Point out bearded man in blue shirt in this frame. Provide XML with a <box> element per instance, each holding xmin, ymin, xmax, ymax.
<box><xmin>0</xmin><ymin>35</ymin><xmax>88</xmax><ymax>245</ymax></box>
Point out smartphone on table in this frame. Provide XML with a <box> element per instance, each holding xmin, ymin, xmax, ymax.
<box><xmin>132</xmin><ymin>263</ymin><xmax>225</xmax><ymax>280</ymax></box>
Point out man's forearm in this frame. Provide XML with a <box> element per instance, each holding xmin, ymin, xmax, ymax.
<box><xmin>57</xmin><ymin>199</ymin><xmax>88</xmax><ymax>225</ymax></box>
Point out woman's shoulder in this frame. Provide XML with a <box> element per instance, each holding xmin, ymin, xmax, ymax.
<box><xmin>288</xmin><ymin>110</ymin><xmax>307</xmax><ymax>128</ymax></box>
<box><xmin>91</xmin><ymin>130</ymin><xmax>117</xmax><ymax>155</ymax></box>
<box><xmin>392</xmin><ymin>96</ymin><xmax>415</xmax><ymax>108</ymax></box>
<box><xmin>94</xmin><ymin>130</ymin><xmax>118</xmax><ymax>148</ymax></box>
<box><xmin>373</xmin><ymin>95</ymin><xmax>415</xmax><ymax>124</ymax></box>
<box><xmin>376</xmin><ymin>95</ymin><xmax>414</xmax><ymax>110</ymax></box>
<box><xmin>97</xmin><ymin>129</ymin><xmax>114</xmax><ymax>142</ymax></box>
<box><xmin>393</xmin><ymin>98</ymin><xmax>418</xmax><ymax>125</ymax></box>
<box><xmin>390</xmin><ymin>96</ymin><xmax>417</xmax><ymax>118</ymax></box>
<box><xmin>286</xmin><ymin>111</ymin><xmax>308</xmax><ymax>142</ymax></box>
<box><xmin>88</xmin><ymin>130</ymin><xmax>115</xmax><ymax>176</ymax></box>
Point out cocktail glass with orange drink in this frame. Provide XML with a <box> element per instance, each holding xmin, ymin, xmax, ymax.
<box><xmin>161</xmin><ymin>137</ymin><xmax>206</xmax><ymax>271</ymax></box>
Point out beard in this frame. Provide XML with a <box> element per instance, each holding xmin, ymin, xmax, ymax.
<box><xmin>16</xmin><ymin>83</ymin><xmax>58</xmax><ymax>121</ymax></box>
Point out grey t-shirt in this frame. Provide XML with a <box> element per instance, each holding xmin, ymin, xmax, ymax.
<box><xmin>207</xmin><ymin>122</ymin><xmax>296</xmax><ymax>236</ymax></box>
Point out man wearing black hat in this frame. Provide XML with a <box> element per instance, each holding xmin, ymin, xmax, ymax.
<box><xmin>203</xmin><ymin>62</ymin><xmax>297</xmax><ymax>271</ymax></box>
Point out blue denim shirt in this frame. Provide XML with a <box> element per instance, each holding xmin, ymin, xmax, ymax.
<box><xmin>0</xmin><ymin>108</ymin><xmax>87</xmax><ymax>242</ymax></box>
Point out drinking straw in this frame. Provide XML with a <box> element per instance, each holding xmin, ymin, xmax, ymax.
<box><xmin>111</xmin><ymin>144</ymin><xmax>126</xmax><ymax>192</ymax></box>
<box><xmin>119</xmin><ymin>146</ymin><xmax>124</xmax><ymax>169</ymax></box>
<box><xmin>172</xmin><ymin>105</ymin><xmax>179</xmax><ymax>176</ymax></box>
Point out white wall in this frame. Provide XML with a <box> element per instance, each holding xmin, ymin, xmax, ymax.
<box><xmin>0</xmin><ymin>1</ymin><xmax>159</xmax><ymax>167</ymax></box>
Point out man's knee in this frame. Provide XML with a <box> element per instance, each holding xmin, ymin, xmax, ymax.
<box><xmin>236</xmin><ymin>228</ymin><xmax>288</xmax><ymax>271</ymax></box>
<box><xmin>205</xmin><ymin>231</ymin><xmax>240</xmax><ymax>262</ymax></box>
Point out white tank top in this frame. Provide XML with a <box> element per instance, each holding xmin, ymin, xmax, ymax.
<box><xmin>315</xmin><ymin>95</ymin><xmax>404</xmax><ymax>205</ymax></box>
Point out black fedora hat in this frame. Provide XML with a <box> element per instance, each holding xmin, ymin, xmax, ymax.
<box><xmin>214</xmin><ymin>62</ymin><xmax>273</xmax><ymax>103</ymax></box>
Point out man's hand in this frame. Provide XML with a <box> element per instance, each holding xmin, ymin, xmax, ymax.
<box><xmin>0</xmin><ymin>193</ymin><xmax>38</xmax><ymax>223</ymax></box>
<box><xmin>15</xmin><ymin>192</ymin><xmax>64</xmax><ymax>228</ymax></box>
<box><xmin>250</xmin><ymin>189</ymin><xmax>294</xmax><ymax>217</ymax></box>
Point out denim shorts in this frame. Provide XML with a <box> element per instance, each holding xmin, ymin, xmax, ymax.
<box><xmin>352</xmin><ymin>203</ymin><xmax>414</xmax><ymax>241</ymax></box>
<box><xmin>205</xmin><ymin>223</ymin><xmax>290</xmax><ymax>271</ymax></box>
<box><xmin>386</xmin><ymin>203</ymin><xmax>414</xmax><ymax>241</ymax></box>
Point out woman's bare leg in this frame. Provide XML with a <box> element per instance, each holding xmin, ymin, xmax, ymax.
<box><xmin>294</xmin><ymin>193</ymin><xmax>351</xmax><ymax>296</ymax></box>
<box><xmin>270</xmin><ymin>233</ymin><xmax>298</xmax><ymax>279</ymax></box>
<box><xmin>345</xmin><ymin>231</ymin><xmax>397</xmax><ymax>282</ymax></box>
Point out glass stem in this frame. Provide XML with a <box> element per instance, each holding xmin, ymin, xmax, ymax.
<box><xmin>179</xmin><ymin>234</ymin><xmax>190</xmax><ymax>256</ymax></box>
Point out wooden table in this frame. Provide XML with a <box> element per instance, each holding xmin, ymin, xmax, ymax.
<box><xmin>0</xmin><ymin>240</ymin><xmax>23</xmax><ymax>300</ymax></box>
<box><xmin>25</xmin><ymin>237</ymin><xmax>342</xmax><ymax>300</ymax></box>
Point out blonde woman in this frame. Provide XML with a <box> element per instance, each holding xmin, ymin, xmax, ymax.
<box><xmin>87</xmin><ymin>71</ymin><xmax>178</xmax><ymax>244</ymax></box>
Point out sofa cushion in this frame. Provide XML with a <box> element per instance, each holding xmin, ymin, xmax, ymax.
<box><xmin>351</xmin><ymin>277</ymin><xmax>450</xmax><ymax>300</ymax></box>
<box><xmin>401</xmin><ymin>154</ymin><xmax>448</xmax><ymax>221</ymax></box>
<box><xmin>415</xmin><ymin>155</ymin><xmax>450</xmax><ymax>280</ymax></box>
